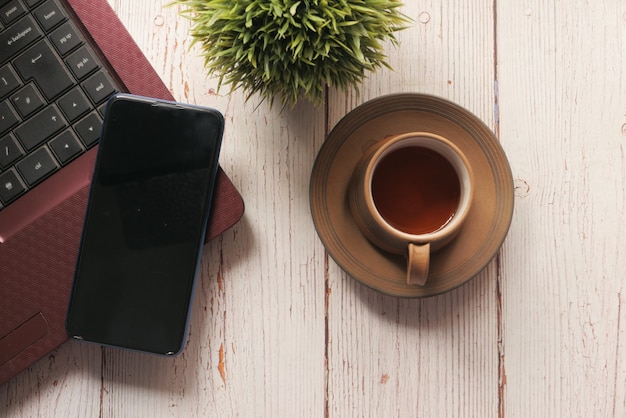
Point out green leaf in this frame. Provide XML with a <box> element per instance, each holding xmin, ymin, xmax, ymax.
<box><xmin>289</xmin><ymin>1</ymin><xmax>301</xmax><ymax>15</ymax></box>
<box><xmin>172</xmin><ymin>0</ymin><xmax>413</xmax><ymax>108</ymax></box>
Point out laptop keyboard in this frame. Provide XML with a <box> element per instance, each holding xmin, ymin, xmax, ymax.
<box><xmin>0</xmin><ymin>0</ymin><xmax>120</xmax><ymax>209</ymax></box>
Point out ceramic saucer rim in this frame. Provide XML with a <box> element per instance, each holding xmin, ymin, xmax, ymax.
<box><xmin>309</xmin><ymin>93</ymin><xmax>514</xmax><ymax>297</ymax></box>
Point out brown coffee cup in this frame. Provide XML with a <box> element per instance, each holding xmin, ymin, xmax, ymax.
<box><xmin>348</xmin><ymin>132</ymin><xmax>474</xmax><ymax>286</ymax></box>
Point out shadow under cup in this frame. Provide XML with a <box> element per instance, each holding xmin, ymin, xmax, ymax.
<box><xmin>349</xmin><ymin>132</ymin><xmax>474</xmax><ymax>286</ymax></box>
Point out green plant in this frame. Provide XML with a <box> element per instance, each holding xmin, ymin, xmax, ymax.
<box><xmin>173</xmin><ymin>0</ymin><xmax>410</xmax><ymax>107</ymax></box>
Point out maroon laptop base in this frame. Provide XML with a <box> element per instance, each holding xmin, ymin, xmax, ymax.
<box><xmin>0</xmin><ymin>0</ymin><xmax>244</xmax><ymax>385</ymax></box>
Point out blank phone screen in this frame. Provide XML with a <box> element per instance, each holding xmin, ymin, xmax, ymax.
<box><xmin>66</xmin><ymin>94</ymin><xmax>223</xmax><ymax>355</ymax></box>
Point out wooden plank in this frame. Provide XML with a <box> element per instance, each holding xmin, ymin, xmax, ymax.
<box><xmin>0</xmin><ymin>342</ymin><xmax>102</xmax><ymax>417</ymax></box>
<box><xmin>103</xmin><ymin>1</ymin><xmax>328</xmax><ymax>417</ymax></box>
<box><xmin>325</xmin><ymin>1</ymin><xmax>500</xmax><ymax>416</ymax></box>
<box><xmin>497</xmin><ymin>1</ymin><xmax>626</xmax><ymax>416</ymax></box>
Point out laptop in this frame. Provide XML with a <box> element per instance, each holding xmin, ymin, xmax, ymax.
<box><xmin>0</xmin><ymin>0</ymin><xmax>244</xmax><ymax>385</ymax></box>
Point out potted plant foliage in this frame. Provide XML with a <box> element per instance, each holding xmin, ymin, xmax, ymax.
<box><xmin>173</xmin><ymin>0</ymin><xmax>410</xmax><ymax>107</ymax></box>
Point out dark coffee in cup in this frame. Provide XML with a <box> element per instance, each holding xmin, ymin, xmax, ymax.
<box><xmin>371</xmin><ymin>146</ymin><xmax>461</xmax><ymax>235</ymax></box>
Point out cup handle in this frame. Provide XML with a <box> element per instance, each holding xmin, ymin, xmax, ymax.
<box><xmin>407</xmin><ymin>242</ymin><xmax>430</xmax><ymax>286</ymax></box>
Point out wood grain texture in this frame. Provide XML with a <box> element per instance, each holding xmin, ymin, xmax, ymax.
<box><xmin>105</xmin><ymin>1</ymin><xmax>328</xmax><ymax>417</ymax></box>
<box><xmin>497</xmin><ymin>1</ymin><xmax>626</xmax><ymax>416</ymax></box>
<box><xmin>325</xmin><ymin>1</ymin><xmax>500</xmax><ymax>416</ymax></box>
<box><xmin>2</xmin><ymin>0</ymin><xmax>626</xmax><ymax>417</ymax></box>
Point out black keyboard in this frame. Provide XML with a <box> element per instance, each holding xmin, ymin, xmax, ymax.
<box><xmin>0</xmin><ymin>0</ymin><xmax>120</xmax><ymax>209</ymax></box>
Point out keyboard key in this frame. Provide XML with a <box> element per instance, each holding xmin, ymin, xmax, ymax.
<box><xmin>74</xmin><ymin>111</ymin><xmax>101</xmax><ymax>147</ymax></box>
<box><xmin>0</xmin><ymin>65</ymin><xmax>21</xmax><ymax>98</ymax></box>
<box><xmin>49</xmin><ymin>129</ymin><xmax>82</xmax><ymax>164</ymax></box>
<box><xmin>33</xmin><ymin>0</ymin><xmax>65</xmax><ymax>32</ymax></box>
<box><xmin>0</xmin><ymin>133</ymin><xmax>24</xmax><ymax>168</ymax></box>
<box><xmin>0</xmin><ymin>100</ymin><xmax>19</xmax><ymax>134</ymax></box>
<box><xmin>15</xmin><ymin>104</ymin><xmax>66</xmax><ymax>150</ymax></box>
<box><xmin>0</xmin><ymin>15</ymin><xmax>43</xmax><ymax>62</ymax></box>
<box><xmin>0</xmin><ymin>168</ymin><xmax>26</xmax><ymax>203</ymax></box>
<box><xmin>65</xmin><ymin>45</ymin><xmax>99</xmax><ymax>80</ymax></box>
<box><xmin>50</xmin><ymin>20</ymin><xmax>82</xmax><ymax>56</ymax></box>
<box><xmin>0</xmin><ymin>0</ymin><xmax>124</xmax><ymax>210</ymax></box>
<box><xmin>10</xmin><ymin>83</ymin><xmax>45</xmax><ymax>118</ymax></box>
<box><xmin>57</xmin><ymin>86</ymin><xmax>90</xmax><ymax>121</ymax></box>
<box><xmin>0</xmin><ymin>0</ymin><xmax>27</xmax><ymax>26</ymax></box>
<box><xmin>97</xmin><ymin>101</ymin><xmax>108</xmax><ymax>117</ymax></box>
<box><xmin>83</xmin><ymin>70</ymin><xmax>117</xmax><ymax>104</ymax></box>
<box><xmin>16</xmin><ymin>145</ymin><xmax>57</xmax><ymax>186</ymax></box>
<box><xmin>24</xmin><ymin>0</ymin><xmax>44</xmax><ymax>8</ymax></box>
<box><xmin>14</xmin><ymin>39</ymin><xmax>74</xmax><ymax>100</ymax></box>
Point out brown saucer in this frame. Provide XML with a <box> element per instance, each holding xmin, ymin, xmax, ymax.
<box><xmin>310</xmin><ymin>93</ymin><xmax>514</xmax><ymax>297</ymax></box>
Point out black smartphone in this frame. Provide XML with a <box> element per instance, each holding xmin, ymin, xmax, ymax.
<box><xmin>66</xmin><ymin>94</ymin><xmax>224</xmax><ymax>355</ymax></box>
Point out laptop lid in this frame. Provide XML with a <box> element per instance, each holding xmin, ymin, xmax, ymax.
<box><xmin>0</xmin><ymin>0</ymin><xmax>244</xmax><ymax>385</ymax></box>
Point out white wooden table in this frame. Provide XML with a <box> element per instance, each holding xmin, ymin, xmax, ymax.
<box><xmin>3</xmin><ymin>1</ymin><xmax>626</xmax><ymax>416</ymax></box>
